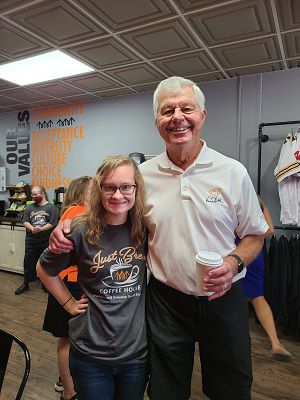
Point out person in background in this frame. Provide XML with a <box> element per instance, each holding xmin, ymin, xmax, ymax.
<box><xmin>15</xmin><ymin>185</ymin><xmax>59</xmax><ymax>295</ymax></box>
<box><xmin>240</xmin><ymin>196</ymin><xmax>292</xmax><ymax>361</ymax></box>
<box><xmin>37</xmin><ymin>156</ymin><xmax>148</xmax><ymax>400</ymax></box>
<box><xmin>43</xmin><ymin>176</ymin><xmax>92</xmax><ymax>400</ymax></box>
<box><xmin>48</xmin><ymin>77</ymin><xmax>268</xmax><ymax>400</ymax></box>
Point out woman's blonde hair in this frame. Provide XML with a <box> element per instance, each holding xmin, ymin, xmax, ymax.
<box><xmin>60</xmin><ymin>176</ymin><xmax>91</xmax><ymax>215</ymax></box>
<box><xmin>81</xmin><ymin>155</ymin><xmax>146</xmax><ymax>248</ymax></box>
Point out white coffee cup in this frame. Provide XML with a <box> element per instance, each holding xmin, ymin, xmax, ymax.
<box><xmin>195</xmin><ymin>251</ymin><xmax>223</xmax><ymax>296</ymax></box>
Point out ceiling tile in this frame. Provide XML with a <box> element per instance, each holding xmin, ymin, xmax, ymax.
<box><xmin>172</xmin><ymin>0</ymin><xmax>225</xmax><ymax>13</ymax></box>
<box><xmin>187</xmin><ymin>71</ymin><xmax>224</xmax><ymax>82</ymax></box>
<box><xmin>274</xmin><ymin>0</ymin><xmax>300</xmax><ymax>31</ymax></box>
<box><xmin>64</xmin><ymin>72</ymin><xmax>120</xmax><ymax>91</ymax></box>
<box><xmin>131</xmin><ymin>81</ymin><xmax>160</xmax><ymax>92</ymax></box>
<box><xmin>5</xmin><ymin>0</ymin><xmax>106</xmax><ymax>47</ymax></box>
<box><xmin>0</xmin><ymin>20</ymin><xmax>49</xmax><ymax>59</ymax></box>
<box><xmin>60</xmin><ymin>93</ymin><xmax>99</xmax><ymax>101</ymax></box>
<box><xmin>227</xmin><ymin>62</ymin><xmax>283</xmax><ymax>77</ymax></box>
<box><xmin>288</xmin><ymin>58</ymin><xmax>300</xmax><ymax>68</ymax></box>
<box><xmin>29</xmin><ymin>98</ymin><xmax>69</xmax><ymax>107</ymax></box>
<box><xmin>73</xmin><ymin>0</ymin><xmax>176</xmax><ymax>31</ymax></box>
<box><xmin>0</xmin><ymin>1</ymin><xmax>35</xmax><ymax>13</ymax></box>
<box><xmin>212</xmin><ymin>37</ymin><xmax>281</xmax><ymax>68</ymax></box>
<box><xmin>0</xmin><ymin>94</ymin><xmax>24</xmax><ymax>106</ymax></box>
<box><xmin>1</xmin><ymin>88</ymin><xmax>52</xmax><ymax>102</ymax></box>
<box><xmin>94</xmin><ymin>87</ymin><xmax>136</xmax><ymax>98</ymax></box>
<box><xmin>0</xmin><ymin>54</ymin><xmax>10</xmax><ymax>63</ymax></box>
<box><xmin>283</xmin><ymin>31</ymin><xmax>300</xmax><ymax>58</ymax></box>
<box><xmin>103</xmin><ymin>63</ymin><xmax>165</xmax><ymax>85</ymax></box>
<box><xmin>152</xmin><ymin>50</ymin><xmax>217</xmax><ymax>76</ymax></box>
<box><xmin>0</xmin><ymin>79</ymin><xmax>17</xmax><ymax>91</ymax></box>
<box><xmin>0</xmin><ymin>105</ymin><xmax>24</xmax><ymax>113</ymax></box>
<box><xmin>187</xmin><ymin>0</ymin><xmax>274</xmax><ymax>46</ymax></box>
<box><xmin>0</xmin><ymin>0</ymin><xmax>297</xmax><ymax>104</ymax></box>
<box><xmin>29</xmin><ymin>82</ymin><xmax>84</xmax><ymax>98</ymax></box>
<box><xmin>67</xmin><ymin>38</ymin><xmax>140</xmax><ymax>70</ymax></box>
<box><xmin>121</xmin><ymin>19</ymin><xmax>198</xmax><ymax>58</ymax></box>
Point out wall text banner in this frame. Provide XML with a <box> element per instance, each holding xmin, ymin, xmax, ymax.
<box><xmin>31</xmin><ymin>103</ymin><xmax>85</xmax><ymax>189</ymax></box>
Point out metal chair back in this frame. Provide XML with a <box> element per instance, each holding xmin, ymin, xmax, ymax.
<box><xmin>0</xmin><ymin>329</ymin><xmax>30</xmax><ymax>400</ymax></box>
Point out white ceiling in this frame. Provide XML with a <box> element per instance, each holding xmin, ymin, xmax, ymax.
<box><xmin>0</xmin><ymin>0</ymin><xmax>299</xmax><ymax>114</ymax></box>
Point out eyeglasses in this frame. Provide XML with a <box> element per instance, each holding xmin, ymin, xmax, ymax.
<box><xmin>100</xmin><ymin>184</ymin><xmax>136</xmax><ymax>195</ymax></box>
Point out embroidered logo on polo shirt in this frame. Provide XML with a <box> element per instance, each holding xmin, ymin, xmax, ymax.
<box><xmin>206</xmin><ymin>187</ymin><xmax>223</xmax><ymax>203</ymax></box>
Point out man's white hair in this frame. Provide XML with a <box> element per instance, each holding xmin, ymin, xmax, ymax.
<box><xmin>153</xmin><ymin>76</ymin><xmax>205</xmax><ymax>117</ymax></box>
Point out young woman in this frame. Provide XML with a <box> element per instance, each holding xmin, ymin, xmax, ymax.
<box><xmin>37</xmin><ymin>156</ymin><xmax>148</xmax><ymax>400</ymax></box>
<box><xmin>42</xmin><ymin>176</ymin><xmax>92</xmax><ymax>400</ymax></box>
<box><xmin>241</xmin><ymin>197</ymin><xmax>292</xmax><ymax>361</ymax></box>
<box><xmin>15</xmin><ymin>185</ymin><xmax>59</xmax><ymax>295</ymax></box>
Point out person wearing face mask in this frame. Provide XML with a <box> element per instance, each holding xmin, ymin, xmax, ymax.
<box><xmin>15</xmin><ymin>185</ymin><xmax>59</xmax><ymax>295</ymax></box>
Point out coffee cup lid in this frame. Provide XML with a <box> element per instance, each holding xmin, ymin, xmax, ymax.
<box><xmin>195</xmin><ymin>251</ymin><xmax>223</xmax><ymax>266</ymax></box>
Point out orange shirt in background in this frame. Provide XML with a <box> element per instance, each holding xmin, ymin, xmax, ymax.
<box><xmin>59</xmin><ymin>204</ymin><xmax>87</xmax><ymax>282</ymax></box>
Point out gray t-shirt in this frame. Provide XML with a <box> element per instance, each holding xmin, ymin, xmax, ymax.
<box><xmin>40</xmin><ymin>221</ymin><xmax>148</xmax><ymax>364</ymax></box>
<box><xmin>23</xmin><ymin>202</ymin><xmax>59</xmax><ymax>246</ymax></box>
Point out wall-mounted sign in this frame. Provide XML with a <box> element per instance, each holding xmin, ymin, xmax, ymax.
<box><xmin>31</xmin><ymin>103</ymin><xmax>85</xmax><ymax>189</ymax></box>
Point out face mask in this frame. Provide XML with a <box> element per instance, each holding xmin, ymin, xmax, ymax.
<box><xmin>33</xmin><ymin>195</ymin><xmax>43</xmax><ymax>204</ymax></box>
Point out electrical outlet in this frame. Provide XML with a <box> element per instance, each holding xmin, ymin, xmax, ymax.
<box><xmin>9</xmin><ymin>243</ymin><xmax>15</xmax><ymax>254</ymax></box>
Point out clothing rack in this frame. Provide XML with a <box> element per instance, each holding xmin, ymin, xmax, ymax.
<box><xmin>274</xmin><ymin>225</ymin><xmax>300</xmax><ymax>231</ymax></box>
<box><xmin>257</xmin><ymin>120</ymin><xmax>300</xmax><ymax>231</ymax></box>
<box><xmin>257</xmin><ymin>119</ymin><xmax>300</xmax><ymax>195</ymax></box>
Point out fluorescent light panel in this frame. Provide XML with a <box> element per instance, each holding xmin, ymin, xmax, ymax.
<box><xmin>0</xmin><ymin>50</ymin><xmax>94</xmax><ymax>85</ymax></box>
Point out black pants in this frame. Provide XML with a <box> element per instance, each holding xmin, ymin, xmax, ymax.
<box><xmin>146</xmin><ymin>277</ymin><xmax>252</xmax><ymax>400</ymax></box>
<box><xmin>23</xmin><ymin>245</ymin><xmax>47</xmax><ymax>284</ymax></box>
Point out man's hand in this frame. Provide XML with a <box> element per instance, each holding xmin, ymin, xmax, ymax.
<box><xmin>203</xmin><ymin>257</ymin><xmax>237</xmax><ymax>300</ymax></box>
<box><xmin>203</xmin><ymin>234</ymin><xmax>264</xmax><ymax>301</ymax></box>
<box><xmin>49</xmin><ymin>219</ymin><xmax>73</xmax><ymax>254</ymax></box>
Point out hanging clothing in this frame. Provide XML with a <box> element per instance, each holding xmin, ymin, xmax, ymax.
<box><xmin>266</xmin><ymin>234</ymin><xmax>300</xmax><ymax>337</ymax></box>
<box><xmin>274</xmin><ymin>133</ymin><xmax>300</xmax><ymax>226</ymax></box>
<box><xmin>274</xmin><ymin>133</ymin><xmax>300</xmax><ymax>182</ymax></box>
<box><xmin>287</xmin><ymin>235</ymin><xmax>300</xmax><ymax>336</ymax></box>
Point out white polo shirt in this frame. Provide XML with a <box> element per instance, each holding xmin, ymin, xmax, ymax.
<box><xmin>140</xmin><ymin>140</ymin><xmax>268</xmax><ymax>295</ymax></box>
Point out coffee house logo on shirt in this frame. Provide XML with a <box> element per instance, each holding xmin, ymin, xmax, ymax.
<box><xmin>102</xmin><ymin>261</ymin><xmax>140</xmax><ymax>288</ymax></box>
<box><xmin>206</xmin><ymin>187</ymin><xmax>223</xmax><ymax>203</ymax></box>
<box><xmin>90</xmin><ymin>247</ymin><xmax>146</xmax><ymax>291</ymax></box>
<box><xmin>90</xmin><ymin>246</ymin><xmax>146</xmax><ymax>274</ymax></box>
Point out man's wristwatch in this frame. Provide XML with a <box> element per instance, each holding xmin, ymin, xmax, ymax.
<box><xmin>229</xmin><ymin>254</ymin><xmax>244</xmax><ymax>273</ymax></box>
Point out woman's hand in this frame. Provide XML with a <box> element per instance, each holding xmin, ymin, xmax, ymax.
<box><xmin>63</xmin><ymin>295</ymin><xmax>89</xmax><ymax>316</ymax></box>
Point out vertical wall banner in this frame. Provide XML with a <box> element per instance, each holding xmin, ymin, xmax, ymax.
<box><xmin>6</xmin><ymin>110</ymin><xmax>31</xmax><ymax>180</ymax></box>
<box><xmin>31</xmin><ymin>103</ymin><xmax>85</xmax><ymax>189</ymax></box>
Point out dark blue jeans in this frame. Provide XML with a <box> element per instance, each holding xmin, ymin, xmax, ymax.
<box><xmin>69</xmin><ymin>351</ymin><xmax>149</xmax><ymax>400</ymax></box>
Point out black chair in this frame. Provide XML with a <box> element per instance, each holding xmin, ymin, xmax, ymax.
<box><xmin>0</xmin><ymin>329</ymin><xmax>31</xmax><ymax>399</ymax></box>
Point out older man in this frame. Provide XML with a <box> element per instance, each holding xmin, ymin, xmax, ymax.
<box><xmin>49</xmin><ymin>77</ymin><xmax>268</xmax><ymax>400</ymax></box>
<box><xmin>139</xmin><ymin>77</ymin><xmax>268</xmax><ymax>400</ymax></box>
